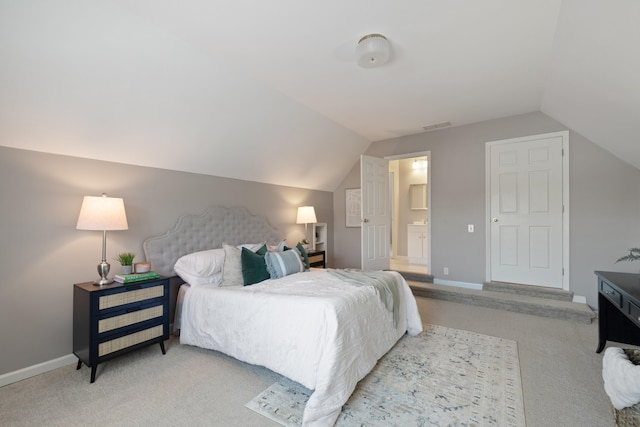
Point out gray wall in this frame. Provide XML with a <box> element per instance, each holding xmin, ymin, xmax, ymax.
<box><xmin>332</xmin><ymin>112</ymin><xmax>640</xmax><ymax>308</ymax></box>
<box><xmin>5</xmin><ymin>110</ymin><xmax>640</xmax><ymax>378</ymax></box>
<box><xmin>0</xmin><ymin>146</ymin><xmax>332</xmax><ymax>376</ymax></box>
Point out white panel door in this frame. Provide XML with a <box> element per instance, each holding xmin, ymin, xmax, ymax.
<box><xmin>489</xmin><ymin>134</ymin><xmax>565</xmax><ymax>288</ymax></box>
<box><xmin>361</xmin><ymin>155</ymin><xmax>390</xmax><ymax>271</ymax></box>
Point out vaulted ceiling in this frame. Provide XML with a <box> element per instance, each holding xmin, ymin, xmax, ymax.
<box><xmin>1</xmin><ymin>1</ymin><xmax>638</xmax><ymax>191</ymax></box>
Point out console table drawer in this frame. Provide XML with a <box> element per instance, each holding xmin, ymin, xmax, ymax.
<box><xmin>601</xmin><ymin>280</ymin><xmax>622</xmax><ymax>307</ymax></box>
<box><xmin>98</xmin><ymin>285</ymin><xmax>164</xmax><ymax>310</ymax></box>
<box><xmin>629</xmin><ymin>300</ymin><xmax>640</xmax><ymax>325</ymax></box>
<box><xmin>98</xmin><ymin>304</ymin><xmax>164</xmax><ymax>334</ymax></box>
<box><xmin>98</xmin><ymin>324</ymin><xmax>164</xmax><ymax>357</ymax></box>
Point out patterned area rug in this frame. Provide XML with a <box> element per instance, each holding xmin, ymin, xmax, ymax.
<box><xmin>246</xmin><ymin>324</ymin><xmax>525</xmax><ymax>426</ymax></box>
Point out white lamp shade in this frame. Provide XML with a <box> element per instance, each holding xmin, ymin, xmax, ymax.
<box><xmin>76</xmin><ymin>194</ymin><xmax>129</xmax><ymax>231</ymax></box>
<box><xmin>296</xmin><ymin>206</ymin><xmax>317</xmax><ymax>224</ymax></box>
<box><xmin>356</xmin><ymin>34</ymin><xmax>391</xmax><ymax>68</ymax></box>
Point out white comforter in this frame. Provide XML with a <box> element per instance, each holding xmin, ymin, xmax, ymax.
<box><xmin>179</xmin><ymin>269</ymin><xmax>423</xmax><ymax>426</ymax></box>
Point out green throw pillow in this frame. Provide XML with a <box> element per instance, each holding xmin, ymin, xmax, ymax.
<box><xmin>255</xmin><ymin>244</ymin><xmax>267</xmax><ymax>255</ymax></box>
<box><xmin>295</xmin><ymin>243</ymin><xmax>310</xmax><ymax>270</ymax></box>
<box><xmin>241</xmin><ymin>247</ymin><xmax>270</xmax><ymax>285</ymax></box>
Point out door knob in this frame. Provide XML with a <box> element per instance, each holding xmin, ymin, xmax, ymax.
<box><xmin>363</xmin><ymin>218</ymin><xmax>369</xmax><ymax>223</ymax></box>
<box><xmin>492</xmin><ymin>218</ymin><xmax>499</xmax><ymax>223</ymax></box>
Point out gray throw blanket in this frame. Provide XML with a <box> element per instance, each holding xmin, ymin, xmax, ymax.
<box><xmin>328</xmin><ymin>269</ymin><xmax>401</xmax><ymax>327</ymax></box>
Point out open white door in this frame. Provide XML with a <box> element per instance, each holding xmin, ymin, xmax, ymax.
<box><xmin>361</xmin><ymin>155</ymin><xmax>390</xmax><ymax>271</ymax></box>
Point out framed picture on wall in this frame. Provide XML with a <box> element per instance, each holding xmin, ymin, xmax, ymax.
<box><xmin>345</xmin><ymin>188</ymin><xmax>361</xmax><ymax>227</ymax></box>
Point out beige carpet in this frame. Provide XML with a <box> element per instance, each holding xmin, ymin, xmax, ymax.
<box><xmin>0</xmin><ymin>339</ymin><xmax>281</xmax><ymax>427</ymax></box>
<box><xmin>0</xmin><ymin>294</ymin><xmax>614</xmax><ymax>427</ymax></box>
<box><xmin>247</xmin><ymin>324</ymin><xmax>525</xmax><ymax>426</ymax></box>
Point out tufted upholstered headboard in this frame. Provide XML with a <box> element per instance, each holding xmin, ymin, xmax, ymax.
<box><xmin>143</xmin><ymin>206</ymin><xmax>283</xmax><ymax>277</ymax></box>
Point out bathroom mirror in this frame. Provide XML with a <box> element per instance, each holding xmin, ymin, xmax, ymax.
<box><xmin>410</xmin><ymin>183</ymin><xmax>428</xmax><ymax>210</ymax></box>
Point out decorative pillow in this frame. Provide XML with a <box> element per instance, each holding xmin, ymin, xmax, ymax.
<box><xmin>296</xmin><ymin>243</ymin><xmax>310</xmax><ymax>270</ymax></box>
<box><xmin>265</xmin><ymin>250</ymin><xmax>304</xmax><ymax>279</ymax></box>
<box><xmin>174</xmin><ymin>248</ymin><xmax>225</xmax><ymax>287</ymax></box>
<box><xmin>220</xmin><ymin>244</ymin><xmax>244</xmax><ymax>287</ymax></box>
<box><xmin>241</xmin><ymin>247</ymin><xmax>270</xmax><ymax>286</ymax></box>
<box><xmin>221</xmin><ymin>243</ymin><xmax>267</xmax><ymax>287</ymax></box>
<box><xmin>237</xmin><ymin>242</ymin><xmax>266</xmax><ymax>252</ymax></box>
<box><xmin>268</xmin><ymin>240</ymin><xmax>287</xmax><ymax>252</ymax></box>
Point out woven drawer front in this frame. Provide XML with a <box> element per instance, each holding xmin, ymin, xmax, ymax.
<box><xmin>99</xmin><ymin>285</ymin><xmax>164</xmax><ymax>310</ymax></box>
<box><xmin>98</xmin><ymin>305</ymin><xmax>163</xmax><ymax>334</ymax></box>
<box><xmin>308</xmin><ymin>254</ymin><xmax>323</xmax><ymax>263</ymax></box>
<box><xmin>98</xmin><ymin>325</ymin><xmax>163</xmax><ymax>357</ymax></box>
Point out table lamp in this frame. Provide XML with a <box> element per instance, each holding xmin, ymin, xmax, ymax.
<box><xmin>76</xmin><ymin>193</ymin><xmax>129</xmax><ymax>285</ymax></box>
<box><xmin>296</xmin><ymin>206</ymin><xmax>317</xmax><ymax>246</ymax></box>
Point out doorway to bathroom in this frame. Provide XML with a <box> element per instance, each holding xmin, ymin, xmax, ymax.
<box><xmin>388</xmin><ymin>151</ymin><xmax>430</xmax><ymax>275</ymax></box>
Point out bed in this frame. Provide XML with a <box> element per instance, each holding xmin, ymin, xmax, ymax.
<box><xmin>143</xmin><ymin>207</ymin><xmax>423</xmax><ymax>427</ymax></box>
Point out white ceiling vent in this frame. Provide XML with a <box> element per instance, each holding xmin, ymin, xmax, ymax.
<box><xmin>422</xmin><ymin>121</ymin><xmax>452</xmax><ymax>132</ymax></box>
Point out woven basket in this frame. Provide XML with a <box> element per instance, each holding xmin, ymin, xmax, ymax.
<box><xmin>611</xmin><ymin>349</ymin><xmax>640</xmax><ymax>426</ymax></box>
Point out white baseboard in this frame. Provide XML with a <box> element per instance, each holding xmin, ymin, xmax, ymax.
<box><xmin>572</xmin><ymin>295</ymin><xmax>587</xmax><ymax>304</ymax></box>
<box><xmin>434</xmin><ymin>278</ymin><xmax>483</xmax><ymax>290</ymax></box>
<box><xmin>0</xmin><ymin>354</ymin><xmax>77</xmax><ymax>387</ymax></box>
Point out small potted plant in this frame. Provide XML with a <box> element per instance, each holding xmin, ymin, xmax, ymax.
<box><xmin>116</xmin><ymin>252</ymin><xmax>135</xmax><ymax>275</ymax></box>
<box><xmin>300</xmin><ymin>239</ymin><xmax>310</xmax><ymax>250</ymax></box>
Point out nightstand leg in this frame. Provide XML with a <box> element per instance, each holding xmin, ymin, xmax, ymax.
<box><xmin>159</xmin><ymin>341</ymin><xmax>166</xmax><ymax>355</ymax></box>
<box><xmin>76</xmin><ymin>359</ymin><xmax>82</xmax><ymax>370</ymax></box>
<box><xmin>90</xmin><ymin>366</ymin><xmax>97</xmax><ymax>383</ymax></box>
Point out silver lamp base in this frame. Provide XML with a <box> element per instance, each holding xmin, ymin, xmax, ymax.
<box><xmin>94</xmin><ymin>260</ymin><xmax>113</xmax><ymax>286</ymax></box>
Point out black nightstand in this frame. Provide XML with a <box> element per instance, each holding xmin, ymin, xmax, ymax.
<box><xmin>73</xmin><ymin>277</ymin><xmax>170</xmax><ymax>383</ymax></box>
<box><xmin>307</xmin><ymin>250</ymin><xmax>326</xmax><ymax>268</ymax></box>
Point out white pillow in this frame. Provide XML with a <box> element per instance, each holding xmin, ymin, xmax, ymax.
<box><xmin>268</xmin><ymin>240</ymin><xmax>287</xmax><ymax>252</ymax></box>
<box><xmin>220</xmin><ymin>244</ymin><xmax>245</xmax><ymax>287</ymax></box>
<box><xmin>236</xmin><ymin>242</ymin><xmax>265</xmax><ymax>251</ymax></box>
<box><xmin>222</xmin><ymin>243</ymin><xmax>270</xmax><ymax>286</ymax></box>
<box><xmin>174</xmin><ymin>248</ymin><xmax>225</xmax><ymax>287</ymax></box>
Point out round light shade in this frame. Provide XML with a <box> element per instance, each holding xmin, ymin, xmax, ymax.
<box><xmin>356</xmin><ymin>34</ymin><xmax>391</xmax><ymax>68</ymax></box>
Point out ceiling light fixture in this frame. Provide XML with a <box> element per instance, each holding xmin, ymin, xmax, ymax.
<box><xmin>356</xmin><ymin>33</ymin><xmax>391</xmax><ymax>68</ymax></box>
<box><xmin>412</xmin><ymin>159</ymin><xmax>428</xmax><ymax>170</ymax></box>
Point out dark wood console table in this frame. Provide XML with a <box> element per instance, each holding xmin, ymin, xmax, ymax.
<box><xmin>595</xmin><ymin>271</ymin><xmax>640</xmax><ymax>353</ymax></box>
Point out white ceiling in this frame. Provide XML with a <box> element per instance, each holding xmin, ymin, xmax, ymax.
<box><xmin>1</xmin><ymin>0</ymin><xmax>638</xmax><ymax>191</ymax></box>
